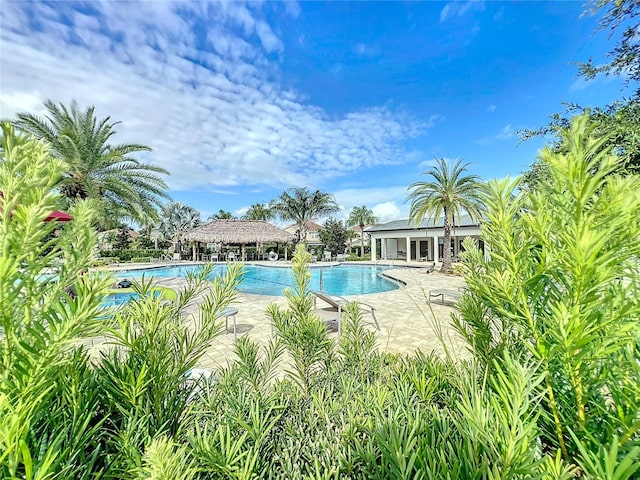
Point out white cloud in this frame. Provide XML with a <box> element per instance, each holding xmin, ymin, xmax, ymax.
<box><xmin>372</xmin><ymin>202</ymin><xmax>405</xmax><ymax>223</ymax></box>
<box><xmin>477</xmin><ymin>124</ymin><xmax>515</xmax><ymax>144</ymax></box>
<box><xmin>333</xmin><ymin>186</ymin><xmax>409</xmax><ymax>223</ymax></box>
<box><xmin>0</xmin><ymin>1</ymin><xmax>431</xmax><ymax>193</ymax></box>
<box><xmin>439</xmin><ymin>1</ymin><xmax>485</xmax><ymax>23</ymax></box>
<box><xmin>496</xmin><ymin>124</ymin><xmax>514</xmax><ymax>140</ymax></box>
<box><xmin>234</xmin><ymin>206</ymin><xmax>249</xmax><ymax>217</ymax></box>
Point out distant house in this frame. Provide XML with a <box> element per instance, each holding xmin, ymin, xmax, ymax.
<box><xmin>284</xmin><ymin>221</ymin><xmax>324</xmax><ymax>246</ymax></box>
<box><xmin>365</xmin><ymin>215</ymin><xmax>483</xmax><ymax>263</ymax></box>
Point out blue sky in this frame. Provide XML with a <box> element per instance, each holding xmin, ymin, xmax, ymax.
<box><xmin>0</xmin><ymin>1</ymin><xmax>633</xmax><ymax>224</ymax></box>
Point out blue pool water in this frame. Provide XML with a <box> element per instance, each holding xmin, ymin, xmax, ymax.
<box><xmin>118</xmin><ymin>264</ymin><xmax>399</xmax><ymax>296</ymax></box>
<box><xmin>101</xmin><ymin>290</ymin><xmax>161</xmax><ymax>308</ymax></box>
<box><xmin>102</xmin><ymin>292</ymin><xmax>141</xmax><ymax>308</ymax></box>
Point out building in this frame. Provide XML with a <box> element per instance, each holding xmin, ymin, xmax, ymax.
<box><xmin>365</xmin><ymin>215</ymin><xmax>483</xmax><ymax>263</ymax></box>
<box><xmin>283</xmin><ymin>221</ymin><xmax>324</xmax><ymax>246</ymax></box>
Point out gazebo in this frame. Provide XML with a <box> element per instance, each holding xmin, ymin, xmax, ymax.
<box><xmin>184</xmin><ymin>219</ymin><xmax>294</xmax><ymax>261</ymax></box>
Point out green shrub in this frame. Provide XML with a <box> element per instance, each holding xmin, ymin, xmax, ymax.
<box><xmin>455</xmin><ymin>114</ymin><xmax>640</xmax><ymax>473</ymax></box>
<box><xmin>99</xmin><ymin>249</ymin><xmax>164</xmax><ymax>261</ymax></box>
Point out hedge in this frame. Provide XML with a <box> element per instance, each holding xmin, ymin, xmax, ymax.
<box><xmin>98</xmin><ymin>249</ymin><xmax>164</xmax><ymax>262</ymax></box>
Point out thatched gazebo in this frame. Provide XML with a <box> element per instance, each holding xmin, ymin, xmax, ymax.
<box><xmin>184</xmin><ymin>219</ymin><xmax>294</xmax><ymax>261</ymax></box>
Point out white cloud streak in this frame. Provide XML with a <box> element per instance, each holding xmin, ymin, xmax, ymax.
<box><xmin>0</xmin><ymin>1</ymin><xmax>430</xmax><ymax>193</ymax></box>
<box><xmin>439</xmin><ymin>1</ymin><xmax>485</xmax><ymax>23</ymax></box>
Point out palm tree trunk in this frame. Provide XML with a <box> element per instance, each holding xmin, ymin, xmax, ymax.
<box><xmin>360</xmin><ymin>225</ymin><xmax>365</xmax><ymax>257</ymax></box>
<box><xmin>442</xmin><ymin>218</ymin><xmax>453</xmax><ymax>273</ymax></box>
<box><xmin>299</xmin><ymin>223</ymin><xmax>308</xmax><ymax>245</ymax></box>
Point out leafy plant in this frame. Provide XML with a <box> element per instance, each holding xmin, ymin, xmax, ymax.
<box><xmin>456</xmin><ymin>113</ymin><xmax>640</xmax><ymax>472</ymax></box>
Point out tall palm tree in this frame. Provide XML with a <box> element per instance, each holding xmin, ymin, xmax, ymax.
<box><xmin>12</xmin><ymin>100</ymin><xmax>169</xmax><ymax>227</ymax></box>
<box><xmin>347</xmin><ymin>205</ymin><xmax>378</xmax><ymax>257</ymax></box>
<box><xmin>152</xmin><ymin>202</ymin><xmax>201</xmax><ymax>254</ymax></box>
<box><xmin>242</xmin><ymin>203</ymin><xmax>274</xmax><ymax>221</ymax></box>
<box><xmin>271</xmin><ymin>187</ymin><xmax>339</xmax><ymax>243</ymax></box>
<box><xmin>406</xmin><ymin>158</ymin><xmax>483</xmax><ymax>273</ymax></box>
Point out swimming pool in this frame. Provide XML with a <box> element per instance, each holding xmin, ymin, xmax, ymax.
<box><xmin>118</xmin><ymin>264</ymin><xmax>399</xmax><ymax>296</ymax></box>
<box><xmin>102</xmin><ymin>291</ymin><xmax>142</xmax><ymax>308</ymax></box>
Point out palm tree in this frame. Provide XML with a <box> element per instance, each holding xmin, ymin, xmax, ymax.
<box><xmin>12</xmin><ymin>100</ymin><xmax>169</xmax><ymax>227</ymax></box>
<box><xmin>347</xmin><ymin>205</ymin><xmax>378</xmax><ymax>257</ymax></box>
<box><xmin>207</xmin><ymin>209</ymin><xmax>235</xmax><ymax>221</ymax></box>
<box><xmin>152</xmin><ymin>202</ymin><xmax>201</xmax><ymax>255</ymax></box>
<box><xmin>271</xmin><ymin>187</ymin><xmax>339</xmax><ymax>243</ymax></box>
<box><xmin>406</xmin><ymin>158</ymin><xmax>483</xmax><ymax>273</ymax></box>
<box><xmin>242</xmin><ymin>203</ymin><xmax>274</xmax><ymax>221</ymax></box>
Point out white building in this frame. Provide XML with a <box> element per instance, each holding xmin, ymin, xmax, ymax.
<box><xmin>366</xmin><ymin>215</ymin><xmax>484</xmax><ymax>263</ymax></box>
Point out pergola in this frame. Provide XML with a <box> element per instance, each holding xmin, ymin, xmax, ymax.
<box><xmin>184</xmin><ymin>219</ymin><xmax>294</xmax><ymax>261</ymax></box>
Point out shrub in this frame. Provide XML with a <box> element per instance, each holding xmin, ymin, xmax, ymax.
<box><xmin>455</xmin><ymin>114</ymin><xmax>640</xmax><ymax>473</ymax></box>
<box><xmin>99</xmin><ymin>249</ymin><xmax>164</xmax><ymax>261</ymax></box>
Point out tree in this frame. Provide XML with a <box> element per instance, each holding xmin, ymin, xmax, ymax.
<box><xmin>519</xmin><ymin>100</ymin><xmax>640</xmax><ymax>189</ymax></box>
<box><xmin>113</xmin><ymin>226</ymin><xmax>132</xmax><ymax>250</ymax></box>
<box><xmin>242</xmin><ymin>203</ymin><xmax>274</xmax><ymax>221</ymax></box>
<box><xmin>579</xmin><ymin>0</ymin><xmax>640</xmax><ymax>83</ymax></box>
<box><xmin>271</xmin><ymin>187</ymin><xmax>339</xmax><ymax>244</ymax></box>
<box><xmin>319</xmin><ymin>218</ymin><xmax>348</xmax><ymax>257</ymax></box>
<box><xmin>406</xmin><ymin>158</ymin><xmax>483</xmax><ymax>274</ymax></box>
<box><xmin>346</xmin><ymin>206</ymin><xmax>378</xmax><ymax>257</ymax></box>
<box><xmin>153</xmin><ymin>202</ymin><xmax>201</xmax><ymax>254</ymax></box>
<box><xmin>208</xmin><ymin>209</ymin><xmax>234</xmax><ymax>221</ymax></box>
<box><xmin>11</xmin><ymin>100</ymin><xmax>169</xmax><ymax>227</ymax></box>
<box><xmin>457</xmin><ymin>113</ymin><xmax>640</xmax><ymax>463</ymax></box>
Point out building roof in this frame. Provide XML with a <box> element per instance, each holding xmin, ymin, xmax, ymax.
<box><xmin>184</xmin><ymin>219</ymin><xmax>294</xmax><ymax>244</ymax></box>
<box><xmin>350</xmin><ymin>223</ymin><xmax>378</xmax><ymax>233</ymax></box>
<box><xmin>365</xmin><ymin>215</ymin><xmax>479</xmax><ymax>232</ymax></box>
<box><xmin>284</xmin><ymin>220</ymin><xmax>323</xmax><ymax>232</ymax></box>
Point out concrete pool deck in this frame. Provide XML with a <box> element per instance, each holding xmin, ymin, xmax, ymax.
<box><xmin>89</xmin><ymin>262</ymin><xmax>471</xmax><ymax>369</ymax></box>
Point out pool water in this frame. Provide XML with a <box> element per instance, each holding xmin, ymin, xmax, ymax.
<box><xmin>101</xmin><ymin>291</ymin><xmax>143</xmax><ymax>308</ymax></box>
<box><xmin>118</xmin><ymin>264</ymin><xmax>399</xmax><ymax>296</ymax></box>
<box><xmin>101</xmin><ymin>290</ymin><xmax>160</xmax><ymax>308</ymax></box>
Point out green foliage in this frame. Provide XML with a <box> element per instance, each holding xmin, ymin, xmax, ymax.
<box><xmin>98</xmin><ymin>248</ymin><xmax>164</xmax><ymax>262</ymax></box>
<box><xmin>520</xmin><ymin>100</ymin><xmax>640</xmax><ymax>188</ymax></box>
<box><xmin>319</xmin><ymin>217</ymin><xmax>348</xmax><ymax>257</ymax></box>
<box><xmin>242</xmin><ymin>203</ymin><xmax>274</xmax><ymax>221</ymax></box>
<box><xmin>0</xmin><ymin>126</ymin><xmax>241</xmax><ymax>479</ymax></box>
<box><xmin>347</xmin><ymin>205</ymin><xmax>378</xmax><ymax>257</ymax></box>
<box><xmin>406</xmin><ymin>157</ymin><xmax>484</xmax><ymax>273</ymax></box>
<box><xmin>208</xmin><ymin>209</ymin><xmax>235</xmax><ymax>220</ymax></box>
<box><xmin>152</xmin><ymin>201</ymin><xmax>201</xmax><ymax>253</ymax></box>
<box><xmin>10</xmin><ymin>100</ymin><xmax>169</xmax><ymax>228</ymax></box>
<box><xmin>580</xmin><ymin>0</ymin><xmax>640</xmax><ymax>83</ymax></box>
<box><xmin>113</xmin><ymin>227</ymin><xmax>132</xmax><ymax>250</ymax></box>
<box><xmin>0</xmin><ymin>124</ymin><xmax>112</xmax><ymax>479</ymax></box>
<box><xmin>133</xmin><ymin>233</ymin><xmax>155</xmax><ymax>249</ymax></box>
<box><xmin>269</xmin><ymin>244</ymin><xmax>334</xmax><ymax>396</ymax></box>
<box><xmin>270</xmin><ymin>187</ymin><xmax>339</xmax><ymax>243</ymax></box>
<box><xmin>456</xmin><ymin>113</ymin><xmax>640</xmax><ymax>472</ymax></box>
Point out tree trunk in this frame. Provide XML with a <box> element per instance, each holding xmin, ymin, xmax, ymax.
<box><xmin>360</xmin><ymin>225</ymin><xmax>365</xmax><ymax>257</ymax></box>
<box><xmin>441</xmin><ymin>215</ymin><xmax>453</xmax><ymax>274</ymax></box>
<box><xmin>299</xmin><ymin>223</ymin><xmax>308</xmax><ymax>245</ymax></box>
